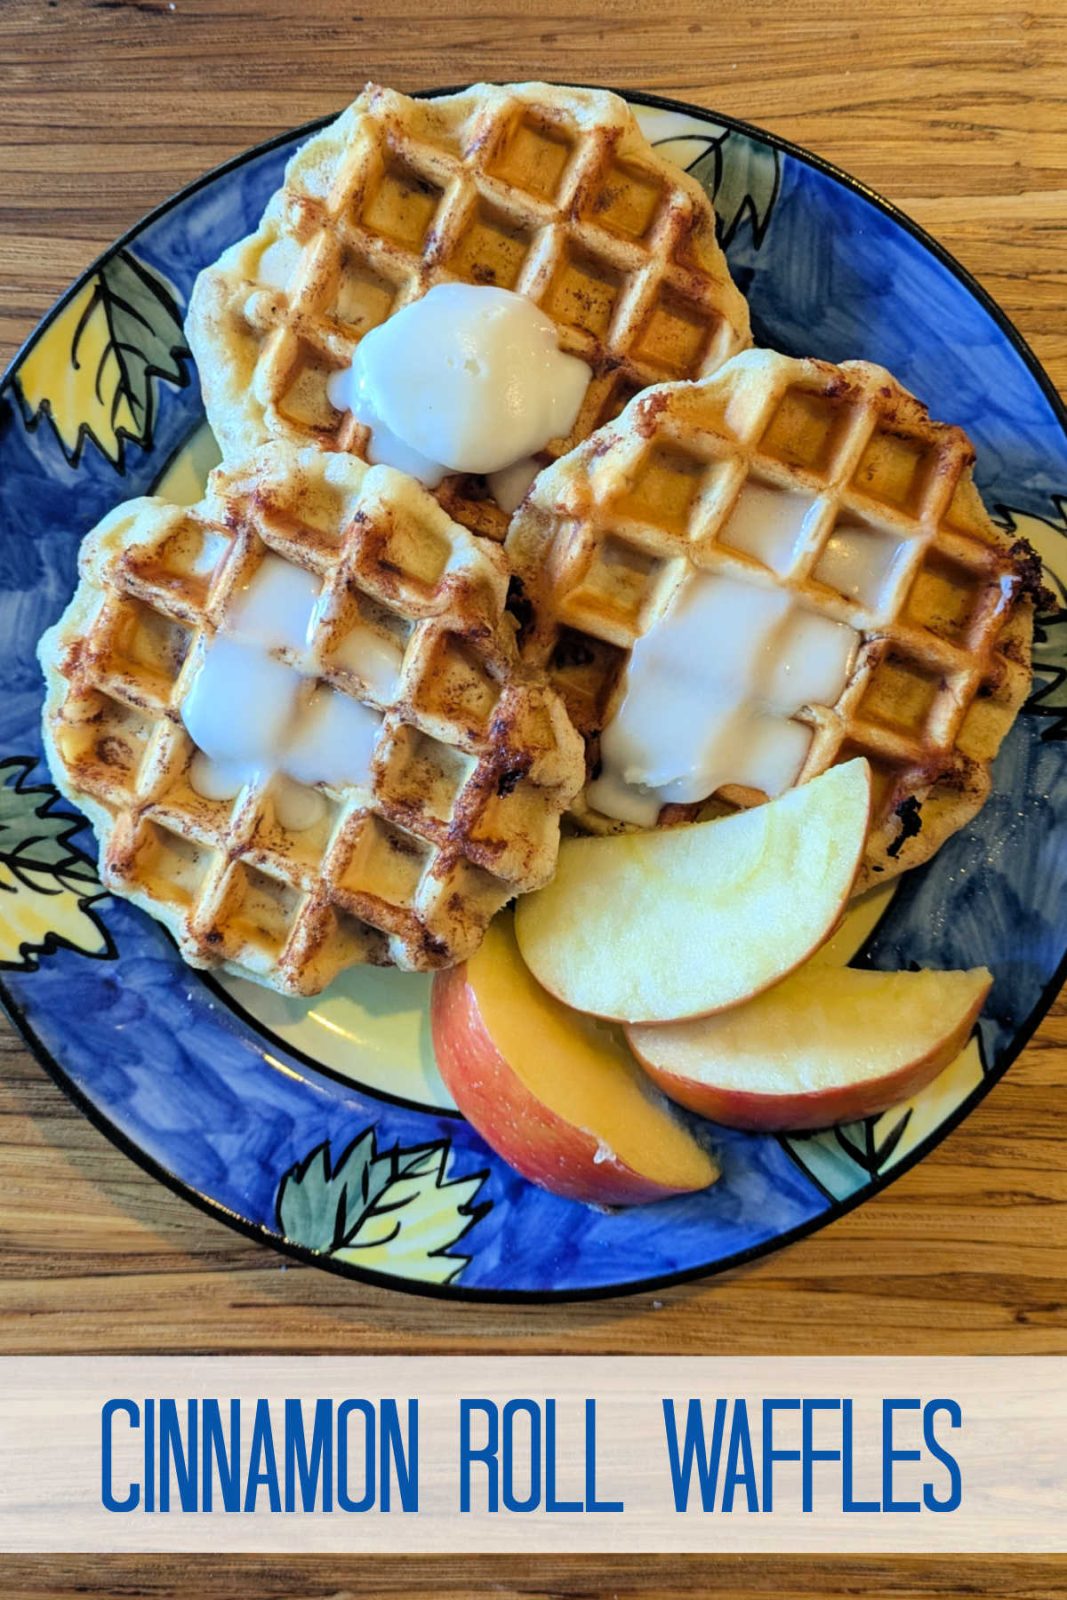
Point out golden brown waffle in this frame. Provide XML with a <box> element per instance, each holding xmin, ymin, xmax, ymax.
<box><xmin>506</xmin><ymin>350</ymin><xmax>1040</xmax><ymax>884</ymax></box>
<box><xmin>187</xmin><ymin>81</ymin><xmax>751</xmax><ymax>541</ymax></box>
<box><xmin>38</xmin><ymin>443</ymin><xmax>584</xmax><ymax>993</ymax></box>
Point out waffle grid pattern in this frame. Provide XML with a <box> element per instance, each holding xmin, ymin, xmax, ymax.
<box><xmin>39</xmin><ymin>445</ymin><xmax>583</xmax><ymax>992</ymax></box>
<box><xmin>188</xmin><ymin>82</ymin><xmax>751</xmax><ymax>541</ymax></box>
<box><xmin>506</xmin><ymin>351</ymin><xmax>1035</xmax><ymax>881</ymax></box>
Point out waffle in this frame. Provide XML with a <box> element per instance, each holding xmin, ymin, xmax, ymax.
<box><xmin>187</xmin><ymin>81</ymin><xmax>751</xmax><ymax>541</ymax></box>
<box><xmin>38</xmin><ymin>442</ymin><xmax>584</xmax><ymax>993</ymax></box>
<box><xmin>505</xmin><ymin>350</ymin><xmax>1041</xmax><ymax>884</ymax></box>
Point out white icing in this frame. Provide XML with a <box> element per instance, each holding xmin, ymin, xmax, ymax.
<box><xmin>226</xmin><ymin>554</ymin><xmax>320</xmax><ymax>654</ymax></box>
<box><xmin>188</xmin><ymin>751</ymin><xmax>253</xmax><ymax>803</ymax></box>
<box><xmin>271</xmin><ymin>775</ymin><xmax>328</xmax><ymax>833</ymax></box>
<box><xmin>814</xmin><ymin>518</ymin><xmax>904</xmax><ymax>609</ymax></box>
<box><xmin>487</xmin><ymin>455</ymin><xmax>542</xmax><ymax>514</ymax></box>
<box><xmin>284</xmin><ymin>687</ymin><xmax>381</xmax><ymax>792</ymax></box>
<box><xmin>181</xmin><ymin>562</ymin><xmax>383</xmax><ymax>829</ymax></box>
<box><xmin>333</xmin><ymin>624</ymin><xmax>405</xmax><ymax>700</ymax></box>
<box><xmin>348</xmin><ymin>402</ymin><xmax>450</xmax><ymax>487</ymax></box>
<box><xmin>327</xmin><ymin>283</ymin><xmax>590</xmax><ymax>488</ymax></box>
<box><xmin>588</xmin><ymin>571</ymin><xmax>859</xmax><ymax>825</ymax></box>
<box><xmin>182</xmin><ymin>636</ymin><xmax>303</xmax><ymax>773</ymax></box>
<box><xmin>708</xmin><ymin>711</ymin><xmax>813</xmax><ymax>799</ymax></box>
<box><xmin>586</xmin><ymin>774</ymin><xmax>663</xmax><ymax>828</ymax></box>
<box><xmin>762</xmin><ymin>609</ymin><xmax>859</xmax><ymax>711</ymax></box>
<box><xmin>720</xmin><ymin>479</ymin><xmax>814</xmax><ymax>574</ymax></box>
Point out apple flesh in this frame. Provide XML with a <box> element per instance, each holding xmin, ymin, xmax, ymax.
<box><xmin>431</xmin><ymin>916</ymin><xmax>718</xmax><ymax>1205</ymax></box>
<box><xmin>627</xmin><ymin>964</ymin><xmax>992</xmax><ymax>1131</ymax></box>
<box><xmin>514</xmin><ymin>758</ymin><xmax>872</xmax><ymax>1024</ymax></box>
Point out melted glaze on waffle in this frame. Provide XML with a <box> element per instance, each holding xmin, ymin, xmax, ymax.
<box><xmin>39</xmin><ymin>443</ymin><xmax>584</xmax><ymax>993</ymax></box>
<box><xmin>188</xmin><ymin>82</ymin><xmax>751</xmax><ymax>540</ymax></box>
<box><xmin>506</xmin><ymin>350</ymin><xmax>1040</xmax><ymax>884</ymax></box>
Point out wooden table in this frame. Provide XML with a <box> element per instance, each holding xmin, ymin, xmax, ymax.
<box><xmin>1</xmin><ymin>1</ymin><xmax>1064</xmax><ymax>1594</ymax></box>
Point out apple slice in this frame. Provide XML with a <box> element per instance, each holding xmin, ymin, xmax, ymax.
<box><xmin>628</xmin><ymin>964</ymin><xmax>991</xmax><ymax>1131</ymax></box>
<box><xmin>431</xmin><ymin>915</ymin><xmax>718</xmax><ymax>1205</ymax></box>
<box><xmin>514</xmin><ymin>758</ymin><xmax>871</xmax><ymax>1024</ymax></box>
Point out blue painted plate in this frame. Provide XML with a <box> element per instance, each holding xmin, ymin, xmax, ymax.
<box><xmin>2</xmin><ymin>91</ymin><xmax>1065</xmax><ymax>1300</ymax></box>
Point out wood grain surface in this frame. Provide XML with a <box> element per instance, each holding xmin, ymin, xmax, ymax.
<box><xmin>1</xmin><ymin>1</ymin><xmax>1064</xmax><ymax>1595</ymax></box>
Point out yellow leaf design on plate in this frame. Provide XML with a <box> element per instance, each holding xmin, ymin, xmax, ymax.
<box><xmin>335</xmin><ymin>1146</ymin><xmax>487</xmax><ymax>1285</ymax></box>
<box><xmin>0</xmin><ymin>860</ymin><xmax>107</xmax><ymax>966</ymax></box>
<box><xmin>782</xmin><ymin>1035</ymin><xmax>988</xmax><ymax>1202</ymax></box>
<box><xmin>0</xmin><ymin>758</ymin><xmax>112</xmax><ymax>970</ymax></box>
<box><xmin>16</xmin><ymin>250</ymin><xmax>188</xmax><ymax>468</ymax></box>
<box><xmin>865</xmin><ymin>1039</ymin><xmax>985</xmax><ymax>1176</ymax></box>
<box><xmin>277</xmin><ymin>1131</ymin><xmax>489</xmax><ymax>1285</ymax></box>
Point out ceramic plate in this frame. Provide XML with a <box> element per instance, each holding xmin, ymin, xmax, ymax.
<box><xmin>2</xmin><ymin>91</ymin><xmax>1065</xmax><ymax>1300</ymax></box>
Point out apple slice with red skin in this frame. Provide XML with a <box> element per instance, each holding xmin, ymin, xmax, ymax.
<box><xmin>514</xmin><ymin>758</ymin><xmax>872</xmax><ymax>1025</ymax></box>
<box><xmin>627</xmin><ymin>964</ymin><xmax>992</xmax><ymax>1132</ymax></box>
<box><xmin>431</xmin><ymin>916</ymin><xmax>718</xmax><ymax>1205</ymax></box>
